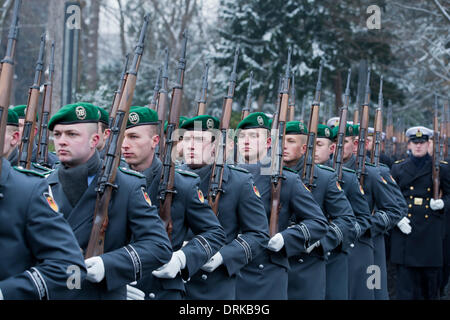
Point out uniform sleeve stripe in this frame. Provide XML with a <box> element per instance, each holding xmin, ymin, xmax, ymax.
<box><xmin>124</xmin><ymin>245</ymin><xmax>142</xmax><ymax>281</ymax></box>
<box><xmin>330</xmin><ymin>223</ymin><xmax>344</xmax><ymax>243</ymax></box>
<box><xmin>235</xmin><ymin>235</ymin><xmax>252</xmax><ymax>263</ymax></box>
<box><xmin>354</xmin><ymin>222</ymin><xmax>361</xmax><ymax>238</ymax></box>
<box><xmin>27</xmin><ymin>268</ymin><xmax>49</xmax><ymax>300</ymax></box>
<box><xmin>194</xmin><ymin>235</ymin><xmax>213</xmax><ymax>260</ymax></box>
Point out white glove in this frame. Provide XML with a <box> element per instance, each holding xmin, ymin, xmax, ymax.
<box><xmin>152</xmin><ymin>250</ymin><xmax>186</xmax><ymax>279</ymax></box>
<box><xmin>85</xmin><ymin>256</ymin><xmax>105</xmax><ymax>283</ymax></box>
<box><xmin>126</xmin><ymin>284</ymin><xmax>145</xmax><ymax>300</ymax></box>
<box><xmin>397</xmin><ymin>217</ymin><xmax>412</xmax><ymax>235</ymax></box>
<box><xmin>0</xmin><ymin>288</ymin><xmax>3</xmax><ymax>300</ymax></box>
<box><xmin>201</xmin><ymin>252</ymin><xmax>223</xmax><ymax>272</ymax></box>
<box><xmin>267</xmin><ymin>233</ymin><xmax>284</xmax><ymax>252</ymax></box>
<box><xmin>306</xmin><ymin>240</ymin><xmax>320</xmax><ymax>254</ymax></box>
<box><xmin>430</xmin><ymin>198</ymin><xmax>444</xmax><ymax>211</ymax></box>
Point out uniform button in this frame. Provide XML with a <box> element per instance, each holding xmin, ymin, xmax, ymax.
<box><xmin>426</xmin><ymin>198</ymin><xmax>430</xmax><ymax>201</ymax></box>
<box><xmin>425</xmin><ymin>215</ymin><xmax>429</xmax><ymax>219</ymax></box>
<box><xmin>410</xmin><ymin>196</ymin><xmax>413</xmax><ymax>199</ymax></box>
<box><xmin>408</xmin><ymin>213</ymin><xmax>412</xmax><ymax>218</ymax></box>
<box><xmin>350</xmin><ymin>243</ymin><xmax>355</xmax><ymax>248</ymax></box>
<box><xmin>410</xmin><ymin>186</ymin><xmax>414</xmax><ymax>190</ymax></box>
<box><xmin>408</xmin><ymin>204</ymin><xmax>412</xmax><ymax>208</ymax></box>
<box><xmin>258</xmin><ymin>264</ymin><xmax>264</xmax><ymax>270</ymax></box>
<box><xmin>201</xmin><ymin>274</ymin><xmax>208</xmax><ymax>280</ymax></box>
<box><xmin>427</xmin><ymin>188</ymin><xmax>431</xmax><ymax>192</ymax></box>
<box><xmin>298</xmin><ymin>259</ymin><xmax>304</xmax><ymax>263</ymax></box>
<box><xmin>425</xmin><ymin>205</ymin><xmax>429</xmax><ymax>209</ymax></box>
<box><xmin>149</xmin><ymin>293</ymin><xmax>155</xmax><ymax>299</ymax></box>
<box><xmin>327</xmin><ymin>252</ymin><xmax>331</xmax><ymax>256</ymax></box>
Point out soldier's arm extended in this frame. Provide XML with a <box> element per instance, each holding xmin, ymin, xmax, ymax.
<box><xmin>217</xmin><ymin>170</ymin><xmax>270</xmax><ymax>276</ymax></box>
<box><xmin>0</xmin><ymin>178</ymin><xmax>86</xmax><ymax>300</ymax></box>
<box><xmin>100</xmin><ymin>177</ymin><xmax>172</xmax><ymax>292</ymax></box>
<box><xmin>282</xmin><ymin>173</ymin><xmax>329</xmax><ymax>257</ymax></box>
<box><xmin>179</xmin><ymin>175</ymin><xmax>227</xmax><ymax>279</ymax></box>
<box><xmin>319</xmin><ymin>169</ymin><xmax>357</xmax><ymax>253</ymax></box>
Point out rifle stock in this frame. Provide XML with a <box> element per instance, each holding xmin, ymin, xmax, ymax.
<box><xmin>156</xmin><ymin>48</ymin><xmax>169</xmax><ymax>160</ymax></box>
<box><xmin>356</xmin><ymin>69</ymin><xmax>371</xmax><ymax>185</ymax></box>
<box><xmin>196</xmin><ymin>62</ymin><xmax>209</xmax><ymax>116</ymax></box>
<box><xmin>370</xmin><ymin>75</ymin><xmax>383</xmax><ymax>166</ymax></box>
<box><xmin>432</xmin><ymin>94</ymin><xmax>440</xmax><ymax>200</ymax></box>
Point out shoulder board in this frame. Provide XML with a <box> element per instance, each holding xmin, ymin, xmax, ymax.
<box><xmin>440</xmin><ymin>160</ymin><xmax>448</xmax><ymax>165</ymax></box>
<box><xmin>119</xmin><ymin>166</ymin><xmax>145</xmax><ymax>178</ymax></box>
<box><xmin>380</xmin><ymin>163</ymin><xmax>389</xmax><ymax>168</ymax></box>
<box><xmin>175</xmin><ymin>169</ymin><xmax>199</xmax><ymax>178</ymax></box>
<box><xmin>283</xmin><ymin>166</ymin><xmax>298</xmax><ymax>173</ymax></box>
<box><xmin>365</xmin><ymin>162</ymin><xmax>376</xmax><ymax>167</ymax></box>
<box><xmin>394</xmin><ymin>159</ymin><xmax>404</xmax><ymax>164</ymax></box>
<box><xmin>13</xmin><ymin>166</ymin><xmax>45</xmax><ymax>178</ymax></box>
<box><xmin>31</xmin><ymin>162</ymin><xmax>53</xmax><ymax>172</ymax></box>
<box><xmin>342</xmin><ymin>167</ymin><xmax>356</xmax><ymax>173</ymax></box>
<box><xmin>228</xmin><ymin>165</ymin><xmax>249</xmax><ymax>174</ymax></box>
<box><xmin>317</xmin><ymin>164</ymin><xmax>335</xmax><ymax>172</ymax></box>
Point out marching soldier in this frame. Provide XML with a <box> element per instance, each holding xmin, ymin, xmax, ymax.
<box><xmin>316</xmin><ymin>123</ymin><xmax>373</xmax><ymax>299</ymax></box>
<box><xmin>46</xmin><ymin>102</ymin><xmax>173</xmax><ymax>299</ymax></box>
<box><xmin>283</xmin><ymin>120</ymin><xmax>356</xmax><ymax>299</ymax></box>
<box><xmin>0</xmin><ymin>109</ymin><xmax>87</xmax><ymax>300</ymax></box>
<box><xmin>234</xmin><ymin>112</ymin><xmax>328</xmax><ymax>300</ymax></box>
<box><xmin>95</xmin><ymin>106</ymin><xmax>111</xmax><ymax>156</ymax></box>
<box><xmin>120</xmin><ymin>106</ymin><xmax>226</xmax><ymax>300</ymax></box>
<box><xmin>179</xmin><ymin>114</ymin><xmax>270</xmax><ymax>300</ymax></box>
<box><xmin>390</xmin><ymin>126</ymin><xmax>450</xmax><ymax>299</ymax></box>
<box><xmin>3</xmin><ymin>109</ymin><xmax>21</xmax><ymax>161</ymax></box>
<box><xmin>342</xmin><ymin>123</ymin><xmax>406</xmax><ymax>299</ymax></box>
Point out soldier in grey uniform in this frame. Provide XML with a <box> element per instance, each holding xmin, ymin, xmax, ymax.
<box><xmin>46</xmin><ymin>102</ymin><xmax>173</xmax><ymax>299</ymax></box>
<box><xmin>283</xmin><ymin>121</ymin><xmax>356</xmax><ymax>300</ymax></box>
<box><xmin>390</xmin><ymin>126</ymin><xmax>449</xmax><ymax>299</ymax></box>
<box><xmin>121</xmin><ymin>106</ymin><xmax>226</xmax><ymax>300</ymax></box>
<box><xmin>234</xmin><ymin>112</ymin><xmax>328</xmax><ymax>300</ymax></box>
<box><xmin>179</xmin><ymin>114</ymin><xmax>270</xmax><ymax>300</ymax></box>
<box><xmin>0</xmin><ymin>109</ymin><xmax>86</xmax><ymax>300</ymax></box>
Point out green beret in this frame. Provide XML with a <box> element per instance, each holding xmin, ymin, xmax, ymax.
<box><xmin>7</xmin><ymin>108</ymin><xmax>19</xmax><ymax>126</ymax></box>
<box><xmin>331</xmin><ymin>123</ymin><xmax>357</xmax><ymax>139</ymax></box>
<box><xmin>12</xmin><ymin>104</ymin><xmax>38</xmax><ymax>121</ymax></box>
<box><xmin>236</xmin><ymin>112</ymin><xmax>270</xmax><ymax>130</ymax></box>
<box><xmin>126</xmin><ymin>106</ymin><xmax>158</xmax><ymax>128</ymax></box>
<box><xmin>351</xmin><ymin>124</ymin><xmax>360</xmax><ymax>136</ymax></box>
<box><xmin>97</xmin><ymin>106</ymin><xmax>109</xmax><ymax>125</ymax></box>
<box><xmin>180</xmin><ymin>115</ymin><xmax>219</xmax><ymax>131</ymax></box>
<box><xmin>164</xmin><ymin>116</ymin><xmax>188</xmax><ymax>133</ymax></box>
<box><xmin>48</xmin><ymin>102</ymin><xmax>101</xmax><ymax>131</ymax></box>
<box><xmin>317</xmin><ymin>124</ymin><xmax>334</xmax><ymax>140</ymax></box>
<box><xmin>285</xmin><ymin>121</ymin><xmax>308</xmax><ymax>135</ymax></box>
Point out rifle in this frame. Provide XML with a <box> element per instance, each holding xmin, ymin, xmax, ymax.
<box><xmin>149</xmin><ymin>66</ymin><xmax>162</xmax><ymax>110</ymax></box>
<box><xmin>300</xmin><ymin>95</ymin><xmax>305</xmax><ymax>123</ymax></box>
<box><xmin>442</xmin><ymin>99</ymin><xmax>448</xmax><ymax>159</ymax></box>
<box><xmin>196</xmin><ymin>62</ymin><xmax>209</xmax><ymax>115</ymax></box>
<box><xmin>158</xmin><ymin>30</ymin><xmax>188</xmax><ymax>239</ymax></box>
<box><xmin>370</xmin><ymin>75</ymin><xmax>383</xmax><ymax>166</ymax></box>
<box><xmin>208</xmin><ymin>47</ymin><xmax>239</xmax><ymax>215</ymax></box>
<box><xmin>385</xmin><ymin>100</ymin><xmax>394</xmax><ymax>158</ymax></box>
<box><xmin>302</xmin><ymin>60</ymin><xmax>324</xmax><ymax>188</ymax></box>
<box><xmin>234</xmin><ymin>71</ymin><xmax>253</xmax><ymax>165</ymax></box>
<box><xmin>85</xmin><ymin>15</ymin><xmax>150</xmax><ymax>258</ymax></box>
<box><xmin>18</xmin><ymin>33</ymin><xmax>45</xmax><ymax>169</ymax></box>
<box><xmin>108</xmin><ymin>54</ymin><xmax>130</xmax><ymax>128</ymax></box>
<box><xmin>155</xmin><ymin>48</ymin><xmax>169</xmax><ymax>160</ymax></box>
<box><xmin>432</xmin><ymin>94</ymin><xmax>440</xmax><ymax>200</ymax></box>
<box><xmin>269</xmin><ymin>47</ymin><xmax>291</xmax><ymax>237</ymax></box>
<box><xmin>0</xmin><ymin>0</ymin><xmax>21</xmax><ymax>184</ymax></box>
<box><xmin>36</xmin><ymin>41</ymin><xmax>55</xmax><ymax>167</ymax></box>
<box><xmin>288</xmin><ymin>72</ymin><xmax>295</xmax><ymax>121</ymax></box>
<box><xmin>355</xmin><ymin>69</ymin><xmax>371</xmax><ymax>185</ymax></box>
<box><xmin>333</xmin><ymin>68</ymin><xmax>351</xmax><ymax>183</ymax></box>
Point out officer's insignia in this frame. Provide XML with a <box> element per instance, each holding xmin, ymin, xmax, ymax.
<box><xmin>416</xmin><ymin>130</ymin><xmax>422</xmax><ymax>138</ymax></box>
<box><xmin>253</xmin><ymin>185</ymin><xmax>261</xmax><ymax>198</ymax></box>
<box><xmin>129</xmin><ymin>112</ymin><xmax>140</xmax><ymax>125</ymax></box>
<box><xmin>381</xmin><ymin>176</ymin><xmax>388</xmax><ymax>184</ymax></box>
<box><xmin>44</xmin><ymin>192</ymin><xmax>59</xmax><ymax>212</ymax></box>
<box><xmin>325</xmin><ymin>128</ymin><xmax>331</xmax><ymax>137</ymax></box>
<box><xmin>257</xmin><ymin>115</ymin><xmax>264</xmax><ymax>126</ymax></box>
<box><xmin>336</xmin><ymin>181</ymin><xmax>342</xmax><ymax>191</ymax></box>
<box><xmin>75</xmin><ymin>106</ymin><xmax>87</xmax><ymax>120</ymax></box>
<box><xmin>206</xmin><ymin>118</ymin><xmax>214</xmax><ymax>129</ymax></box>
<box><xmin>97</xmin><ymin>110</ymin><xmax>101</xmax><ymax>119</ymax></box>
<box><xmin>348</xmin><ymin>126</ymin><xmax>353</xmax><ymax>135</ymax></box>
<box><xmin>141</xmin><ymin>187</ymin><xmax>152</xmax><ymax>206</ymax></box>
<box><xmin>197</xmin><ymin>189</ymin><xmax>205</xmax><ymax>203</ymax></box>
<box><xmin>359</xmin><ymin>184</ymin><xmax>365</xmax><ymax>195</ymax></box>
<box><xmin>389</xmin><ymin>175</ymin><xmax>396</xmax><ymax>184</ymax></box>
<box><xmin>303</xmin><ymin>183</ymin><xmax>311</xmax><ymax>192</ymax></box>
<box><xmin>299</xmin><ymin>123</ymin><xmax>304</xmax><ymax>131</ymax></box>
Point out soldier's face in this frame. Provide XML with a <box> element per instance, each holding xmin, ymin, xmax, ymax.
<box><xmin>237</xmin><ymin>128</ymin><xmax>270</xmax><ymax>163</ymax></box>
<box><xmin>342</xmin><ymin>136</ymin><xmax>355</xmax><ymax>161</ymax></box>
<box><xmin>53</xmin><ymin>123</ymin><xmax>99</xmax><ymax>167</ymax></box>
<box><xmin>283</xmin><ymin>134</ymin><xmax>306</xmax><ymax>163</ymax></box>
<box><xmin>315</xmin><ymin>138</ymin><xmax>335</xmax><ymax>164</ymax></box>
<box><xmin>3</xmin><ymin>126</ymin><xmax>19</xmax><ymax>157</ymax></box>
<box><xmin>122</xmin><ymin>125</ymin><xmax>159</xmax><ymax>172</ymax></box>
<box><xmin>366</xmin><ymin>136</ymin><xmax>373</xmax><ymax>152</ymax></box>
<box><xmin>183</xmin><ymin>130</ymin><xmax>216</xmax><ymax>168</ymax></box>
<box><xmin>96</xmin><ymin>124</ymin><xmax>111</xmax><ymax>151</ymax></box>
<box><xmin>410</xmin><ymin>140</ymin><xmax>429</xmax><ymax>157</ymax></box>
<box><xmin>18</xmin><ymin>118</ymin><xmax>25</xmax><ymax>141</ymax></box>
